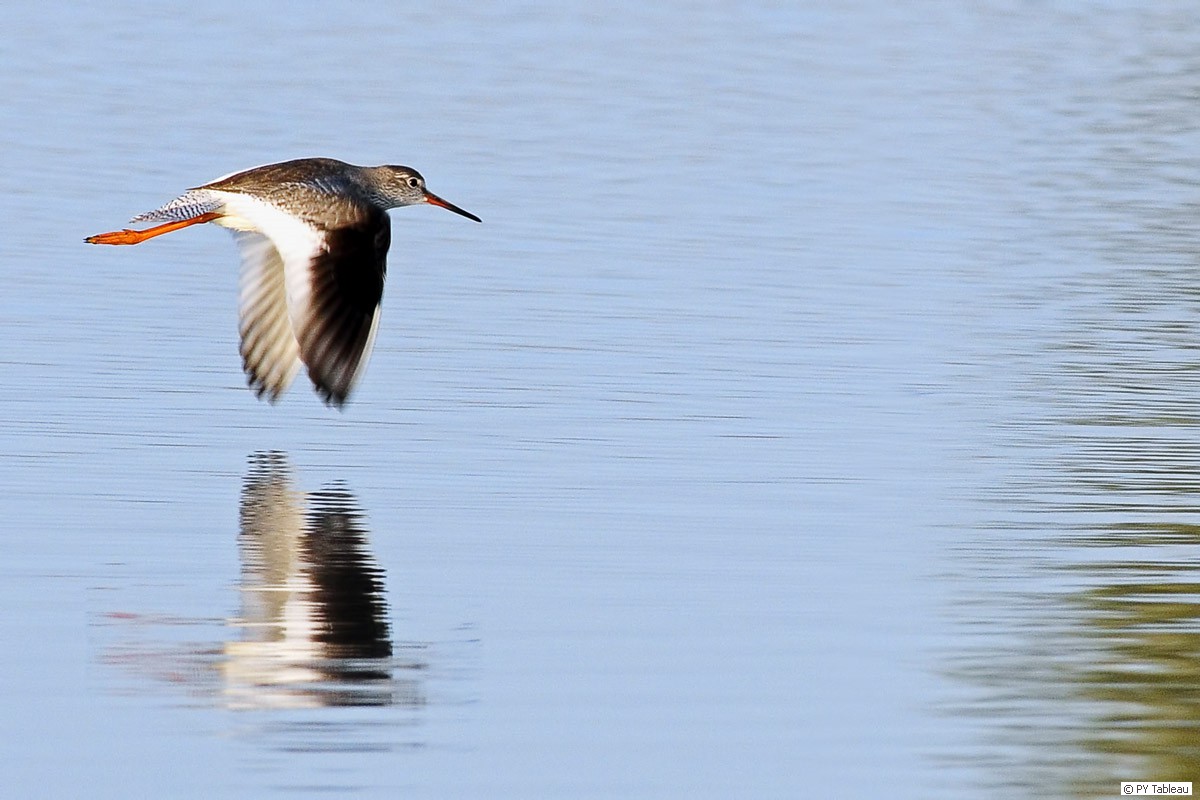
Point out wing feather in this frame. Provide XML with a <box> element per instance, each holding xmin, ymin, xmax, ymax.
<box><xmin>208</xmin><ymin>191</ymin><xmax>387</xmax><ymax>408</ymax></box>
<box><xmin>289</xmin><ymin>211</ymin><xmax>389</xmax><ymax>407</ymax></box>
<box><xmin>233</xmin><ymin>231</ymin><xmax>302</xmax><ymax>401</ymax></box>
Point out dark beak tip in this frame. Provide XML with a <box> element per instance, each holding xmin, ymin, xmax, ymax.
<box><xmin>425</xmin><ymin>191</ymin><xmax>481</xmax><ymax>223</ymax></box>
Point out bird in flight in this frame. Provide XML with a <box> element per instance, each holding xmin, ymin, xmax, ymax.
<box><xmin>87</xmin><ymin>157</ymin><xmax>481</xmax><ymax>408</ymax></box>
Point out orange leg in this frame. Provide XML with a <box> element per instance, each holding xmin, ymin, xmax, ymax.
<box><xmin>85</xmin><ymin>211</ymin><xmax>222</xmax><ymax>245</ymax></box>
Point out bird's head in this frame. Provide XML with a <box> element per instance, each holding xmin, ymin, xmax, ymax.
<box><xmin>371</xmin><ymin>165</ymin><xmax>481</xmax><ymax>222</ymax></box>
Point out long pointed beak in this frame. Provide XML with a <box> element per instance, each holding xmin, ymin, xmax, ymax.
<box><xmin>424</xmin><ymin>190</ymin><xmax>481</xmax><ymax>223</ymax></box>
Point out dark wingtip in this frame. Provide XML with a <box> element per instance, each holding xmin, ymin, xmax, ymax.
<box><xmin>246</xmin><ymin>374</ymin><xmax>286</xmax><ymax>405</ymax></box>
<box><xmin>316</xmin><ymin>385</ymin><xmax>349</xmax><ymax>410</ymax></box>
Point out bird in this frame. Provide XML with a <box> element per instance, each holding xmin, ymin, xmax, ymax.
<box><xmin>86</xmin><ymin>157</ymin><xmax>481</xmax><ymax>408</ymax></box>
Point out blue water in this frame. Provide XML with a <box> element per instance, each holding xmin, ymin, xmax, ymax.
<box><xmin>4</xmin><ymin>2</ymin><xmax>1200</xmax><ymax>798</ymax></box>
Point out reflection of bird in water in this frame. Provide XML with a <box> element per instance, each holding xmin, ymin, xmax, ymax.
<box><xmin>223</xmin><ymin>451</ymin><xmax>406</xmax><ymax>709</ymax></box>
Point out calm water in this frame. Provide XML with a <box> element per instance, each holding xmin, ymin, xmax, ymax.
<box><xmin>4</xmin><ymin>2</ymin><xmax>1200</xmax><ymax>798</ymax></box>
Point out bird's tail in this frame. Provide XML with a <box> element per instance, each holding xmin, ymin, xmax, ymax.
<box><xmin>130</xmin><ymin>189</ymin><xmax>223</xmax><ymax>224</ymax></box>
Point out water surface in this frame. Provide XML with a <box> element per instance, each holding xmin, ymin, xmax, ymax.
<box><xmin>4</xmin><ymin>2</ymin><xmax>1200</xmax><ymax>798</ymax></box>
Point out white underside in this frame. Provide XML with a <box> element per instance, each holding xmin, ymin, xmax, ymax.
<box><xmin>209</xmin><ymin>191</ymin><xmax>325</xmax><ymax>335</ymax></box>
<box><xmin>214</xmin><ymin>192</ymin><xmax>324</xmax><ymax>399</ymax></box>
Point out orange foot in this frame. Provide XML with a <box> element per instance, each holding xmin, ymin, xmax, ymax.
<box><xmin>86</xmin><ymin>211</ymin><xmax>221</xmax><ymax>245</ymax></box>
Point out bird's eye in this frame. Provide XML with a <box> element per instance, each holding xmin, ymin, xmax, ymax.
<box><xmin>407</xmin><ymin>177</ymin><xmax>421</xmax><ymax>189</ymax></box>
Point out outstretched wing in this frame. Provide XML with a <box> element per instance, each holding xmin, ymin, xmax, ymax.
<box><xmin>289</xmin><ymin>210</ymin><xmax>389</xmax><ymax>408</ymax></box>
<box><xmin>233</xmin><ymin>231</ymin><xmax>302</xmax><ymax>402</ymax></box>
<box><xmin>209</xmin><ymin>189</ymin><xmax>388</xmax><ymax>408</ymax></box>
